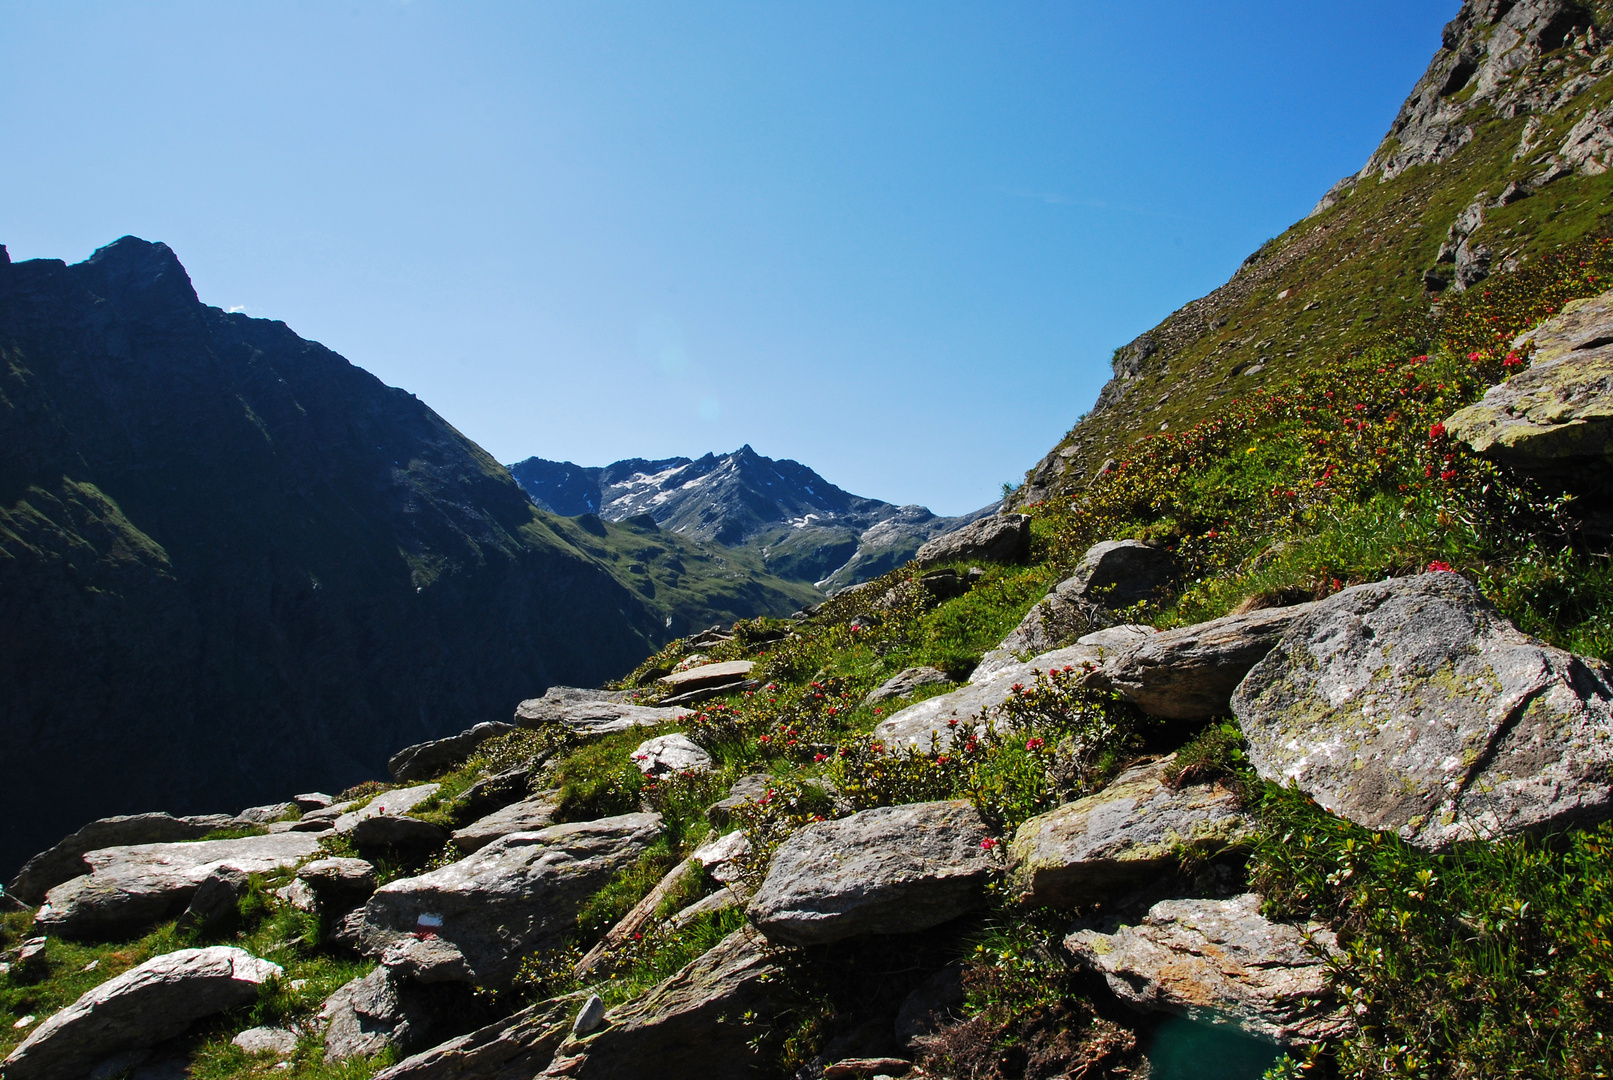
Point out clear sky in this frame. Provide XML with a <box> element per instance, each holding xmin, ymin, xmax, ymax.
<box><xmin>0</xmin><ymin>1</ymin><xmax>1458</xmax><ymax>516</ymax></box>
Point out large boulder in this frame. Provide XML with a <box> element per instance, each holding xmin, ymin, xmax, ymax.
<box><xmin>298</xmin><ymin>857</ymin><xmax>378</xmax><ymax>912</ymax></box>
<box><xmin>747</xmin><ymin>800</ymin><xmax>998</xmax><ymax>945</ymax></box>
<box><xmin>348</xmin><ymin>816</ymin><xmax>451</xmax><ymax>850</ymax></box>
<box><xmin>1</xmin><ymin>947</ymin><xmax>281</xmax><ymax>1080</ymax></box>
<box><xmin>333</xmin><ymin>783</ymin><xmax>441</xmax><ymax>835</ymax></box>
<box><xmin>451</xmin><ymin>793</ymin><xmax>562</xmax><ymax>854</ymax></box>
<box><xmin>1007</xmin><ymin>755</ymin><xmax>1251</xmax><ymax>907</ymax></box>
<box><xmin>371</xmin><ymin>993</ymin><xmax>585</xmax><ymax>1080</ymax></box>
<box><xmin>1445</xmin><ymin>288</ymin><xmax>1613</xmax><ymax>486</ymax></box>
<box><xmin>32</xmin><ymin>832</ymin><xmax>324</xmax><ymax>938</ymax></box>
<box><xmin>865</xmin><ymin>666</ymin><xmax>953</xmax><ymax>706</ymax></box>
<box><xmin>543</xmin><ymin>930</ymin><xmax>785</xmax><ymax>1080</ymax></box>
<box><xmin>1064</xmin><ymin>540</ymin><xmax>1178</xmax><ymax>608</ymax></box>
<box><xmin>389</xmin><ymin>722</ymin><xmax>515</xmax><ymax>783</ymax></box>
<box><xmin>319</xmin><ymin>965</ymin><xmax>460</xmax><ymax>1062</ymax></box>
<box><xmin>1065</xmin><ymin>894</ymin><xmax>1347</xmax><ymax>1045</ymax></box>
<box><xmin>1100</xmin><ymin>601</ymin><xmax>1319</xmax><ymax>720</ymax></box>
<box><xmin>631</xmin><ymin>733</ymin><xmax>715</xmax><ymax>777</ymax></box>
<box><xmin>8</xmin><ymin>813</ymin><xmax>232</xmax><ymax>905</ymax></box>
<box><xmin>1233</xmin><ymin>572</ymin><xmax>1613</xmax><ymax>850</ymax></box>
<box><xmin>974</xmin><ymin>614</ymin><xmax>1153</xmax><ymax>683</ymax></box>
<box><xmin>358</xmin><ymin>813</ymin><xmax>664</xmax><ymax>989</ymax></box>
<box><xmin>913</xmin><ymin>513</ymin><xmax>1030</xmax><ymax>569</ymax></box>
<box><xmin>515</xmin><ymin>686</ymin><xmax>691</xmax><ymax>736</ymax></box>
<box><xmin>657</xmin><ymin>660</ymin><xmax>755</xmax><ymax>694</ymax></box>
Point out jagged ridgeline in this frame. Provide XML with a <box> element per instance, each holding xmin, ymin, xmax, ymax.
<box><xmin>0</xmin><ymin>238</ymin><xmax>816</xmax><ymax>880</ymax></box>
<box><xmin>1023</xmin><ymin>0</ymin><xmax>1613</xmax><ymax>500</ymax></box>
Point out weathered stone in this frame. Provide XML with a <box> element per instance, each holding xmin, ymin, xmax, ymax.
<box><xmin>389</xmin><ymin>722</ymin><xmax>516</xmax><ymax>783</ymax></box>
<box><xmin>232</xmin><ymin>802</ymin><xmax>298</xmax><ymax>826</ymax></box>
<box><xmin>706</xmin><ymin>773</ymin><xmax>776</xmax><ymax>828</ymax></box>
<box><xmin>1007</xmin><ymin>756</ymin><xmax>1251</xmax><ymax>907</ymax></box>
<box><xmin>865</xmin><ymin>667</ymin><xmax>952</xmax><ymax>706</ymax></box>
<box><xmin>543</xmin><ymin>930</ymin><xmax>784</xmax><ymax>1080</ymax></box>
<box><xmin>1233</xmin><ymin>572</ymin><xmax>1613</xmax><ymax>850</ymax></box>
<box><xmin>514</xmin><ymin>686</ymin><xmax>690</xmax><ymax>736</ymax></box>
<box><xmin>293</xmin><ymin>792</ymin><xmax>335</xmax><ymax>811</ymax></box>
<box><xmin>917</xmin><ymin>568</ymin><xmax>968</xmax><ymax>600</ymax></box>
<box><xmin>657</xmin><ymin>660</ymin><xmax>755</xmax><ymax>693</ymax></box>
<box><xmin>692</xmin><ymin>830</ymin><xmax>751</xmax><ymax>884</ymax></box>
<box><xmin>822</xmin><ymin>1059</ymin><xmax>914</xmax><ymax>1079</ymax></box>
<box><xmin>1100</xmin><ymin>602</ymin><xmax>1319</xmax><ymax>720</ymax></box>
<box><xmin>297</xmin><ymin>799</ymin><xmax>359</xmax><ymax>826</ymax></box>
<box><xmin>668</xmin><ymin>888</ymin><xmax>746</xmax><ymax>930</ymax></box>
<box><xmin>8</xmin><ymin>813</ymin><xmax>231</xmax><ymax>905</ymax></box>
<box><xmin>1445</xmin><ymin>288</ymin><xmax>1613</xmax><ymax>489</ymax></box>
<box><xmin>370</xmin><ymin>993</ymin><xmax>584</xmax><ymax>1080</ymax></box>
<box><xmin>747</xmin><ymin>800</ymin><xmax>998</xmax><ymax>945</ymax></box>
<box><xmin>572</xmin><ymin>995</ymin><xmax>606</xmax><ymax>1035</ymax></box>
<box><xmin>333</xmin><ymin>783</ymin><xmax>441</xmax><ymax>836</ymax></box>
<box><xmin>913</xmin><ymin>513</ymin><xmax>1030</xmax><ymax>569</ymax></box>
<box><xmin>33</xmin><ymin>832</ymin><xmax>324</xmax><ymax>938</ymax></box>
<box><xmin>348</xmin><ymin>815</ymin><xmax>451</xmax><ymax>850</ymax></box>
<box><xmin>452</xmin><ymin>793</ymin><xmax>562</xmax><ymax>854</ymax></box>
<box><xmin>175</xmin><ymin>867</ymin><xmax>250</xmax><ymax>933</ymax></box>
<box><xmin>1067</xmin><ymin>540</ymin><xmax>1178</xmax><ymax>608</ymax></box>
<box><xmin>298</xmin><ymin>857</ymin><xmax>378</xmax><ymax>910</ymax></box>
<box><xmin>320</xmin><ymin>965</ymin><xmax>457</xmax><ymax>1062</ymax></box>
<box><xmin>274</xmin><ymin>878</ymin><xmax>319</xmax><ymax>913</ymax></box>
<box><xmin>233</xmin><ymin>1026</ymin><xmax>298</xmax><ymax>1056</ymax></box>
<box><xmin>631</xmin><ymin>733</ymin><xmax>714</xmax><ymax>777</ymax></box>
<box><xmin>970</xmin><ymin>561</ymin><xmax>1154</xmax><ymax>676</ymax></box>
<box><xmin>1065</xmin><ymin>894</ymin><xmax>1346</xmax><ymax>1045</ymax></box>
<box><xmin>574</xmin><ymin>859</ymin><xmax>704</xmax><ymax>979</ymax></box>
<box><xmin>1</xmin><ymin>947</ymin><xmax>281</xmax><ymax>1080</ymax></box>
<box><xmin>359</xmin><ymin>814</ymin><xmax>664</xmax><ymax>989</ymax></box>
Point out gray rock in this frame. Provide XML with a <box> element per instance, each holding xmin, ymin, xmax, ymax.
<box><xmin>319</xmin><ymin>965</ymin><xmax>453</xmax><ymax>1062</ymax></box>
<box><xmin>232</xmin><ymin>1026</ymin><xmax>298</xmax><ymax>1056</ymax></box>
<box><xmin>747</xmin><ymin>800</ymin><xmax>999</xmax><ymax>946</ymax></box>
<box><xmin>293</xmin><ymin>792</ymin><xmax>335</xmax><ymax>811</ymax></box>
<box><xmin>298</xmin><ymin>857</ymin><xmax>378</xmax><ymax>910</ymax></box>
<box><xmin>657</xmin><ymin>660</ymin><xmax>755</xmax><ymax>693</ymax></box>
<box><xmin>545</xmin><ymin>930</ymin><xmax>784</xmax><ymax>1080</ymax></box>
<box><xmin>358</xmin><ymin>813</ymin><xmax>664</xmax><ymax>989</ymax></box>
<box><xmin>1445</xmin><ymin>287</ymin><xmax>1613</xmax><ymax>489</ymax></box>
<box><xmin>913</xmin><ymin>513</ymin><xmax>1030</xmax><ymax>569</ymax></box>
<box><xmin>1100</xmin><ymin>601</ymin><xmax>1319</xmax><ymax>720</ymax></box>
<box><xmin>389</xmin><ymin>722</ymin><xmax>516</xmax><ymax>783</ymax></box>
<box><xmin>1065</xmin><ymin>893</ymin><xmax>1346</xmax><ymax>1045</ymax></box>
<box><xmin>298</xmin><ymin>798</ymin><xmax>360</xmax><ymax>825</ymax></box>
<box><xmin>659</xmin><ymin>679</ymin><xmax>762</xmax><ymax>707</ymax></box>
<box><xmin>369</xmin><ymin>993</ymin><xmax>584</xmax><ymax>1080</ymax></box>
<box><xmin>865</xmin><ymin>667</ymin><xmax>953</xmax><ymax>706</ymax></box>
<box><xmin>969</xmin><ymin>554</ymin><xmax>1156</xmax><ymax>676</ymax></box>
<box><xmin>348</xmin><ymin>816</ymin><xmax>451</xmax><ymax>850</ymax></box>
<box><xmin>1</xmin><ymin>947</ymin><xmax>281</xmax><ymax>1080</ymax></box>
<box><xmin>1065</xmin><ymin>539</ymin><xmax>1178</xmax><ymax>608</ymax></box>
<box><xmin>514</xmin><ymin>686</ymin><xmax>691</xmax><ymax>736</ymax></box>
<box><xmin>8</xmin><ymin>813</ymin><xmax>230</xmax><ymax>905</ymax></box>
<box><xmin>668</xmin><ymin>888</ymin><xmax>746</xmax><ymax>930</ymax></box>
<box><xmin>706</xmin><ymin>773</ymin><xmax>777</xmax><ymax>828</ymax></box>
<box><xmin>333</xmin><ymin>783</ymin><xmax>441</xmax><ymax>835</ymax></box>
<box><xmin>572</xmin><ymin>995</ymin><xmax>606</xmax><ymax>1035</ymax></box>
<box><xmin>1233</xmin><ymin>572</ymin><xmax>1613</xmax><ymax>850</ymax></box>
<box><xmin>631</xmin><ymin>733</ymin><xmax>714</xmax><ymax>777</ymax></box>
<box><xmin>691</xmin><ymin>830</ymin><xmax>751</xmax><ymax>884</ymax></box>
<box><xmin>1007</xmin><ymin>756</ymin><xmax>1251</xmax><ymax>907</ymax></box>
<box><xmin>175</xmin><ymin>867</ymin><xmax>250</xmax><ymax>933</ymax></box>
<box><xmin>231</xmin><ymin>802</ymin><xmax>298</xmax><ymax>826</ymax></box>
<box><xmin>452</xmin><ymin>792</ymin><xmax>562</xmax><ymax>854</ymax></box>
<box><xmin>274</xmin><ymin>878</ymin><xmax>319</xmax><ymax>913</ymax></box>
<box><xmin>33</xmin><ymin>832</ymin><xmax>324</xmax><ymax>938</ymax></box>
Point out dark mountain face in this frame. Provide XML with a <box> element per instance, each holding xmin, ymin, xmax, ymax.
<box><xmin>0</xmin><ymin>237</ymin><xmax>662</xmax><ymax>878</ymax></box>
<box><xmin>508</xmin><ymin>447</ymin><xmax>997</xmax><ymax>587</ymax></box>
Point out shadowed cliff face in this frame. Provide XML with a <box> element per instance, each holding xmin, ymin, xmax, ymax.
<box><xmin>0</xmin><ymin>237</ymin><xmax>661</xmax><ymax>878</ymax></box>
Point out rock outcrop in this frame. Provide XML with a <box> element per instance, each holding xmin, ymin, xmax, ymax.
<box><xmin>913</xmin><ymin>514</ymin><xmax>1030</xmax><ymax>569</ymax></box>
<box><xmin>451</xmin><ymin>793</ymin><xmax>562</xmax><ymax>854</ymax></box>
<box><xmin>656</xmin><ymin>660</ymin><xmax>755</xmax><ymax>694</ymax></box>
<box><xmin>359</xmin><ymin>814</ymin><xmax>664</xmax><ymax>989</ymax></box>
<box><xmin>1065</xmin><ymin>894</ymin><xmax>1346</xmax><ymax>1045</ymax></box>
<box><xmin>514</xmin><ymin>687</ymin><xmax>691</xmax><ymax>736</ymax></box>
<box><xmin>1234</xmin><ymin>572</ymin><xmax>1613</xmax><ymax>849</ymax></box>
<box><xmin>389</xmin><ymin>723</ymin><xmax>515</xmax><ymax>784</ymax></box>
<box><xmin>1007</xmin><ymin>756</ymin><xmax>1251</xmax><ymax>907</ymax></box>
<box><xmin>1</xmin><ymin>947</ymin><xmax>281</xmax><ymax>1080</ymax></box>
<box><xmin>33</xmin><ymin>832</ymin><xmax>324</xmax><ymax>938</ymax></box>
<box><xmin>631</xmin><ymin>734</ymin><xmax>715</xmax><ymax>777</ymax></box>
<box><xmin>332</xmin><ymin>783</ymin><xmax>441</xmax><ymax>835</ymax></box>
<box><xmin>320</xmin><ymin>965</ymin><xmax>457</xmax><ymax>1062</ymax></box>
<box><xmin>873</xmin><ymin>645</ymin><xmax>1097</xmax><ymax>751</ymax></box>
<box><xmin>747</xmin><ymin>800</ymin><xmax>998</xmax><ymax>945</ymax></box>
<box><xmin>7</xmin><ymin>813</ymin><xmax>230</xmax><ymax>905</ymax></box>
<box><xmin>865</xmin><ymin>666</ymin><xmax>953</xmax><ymax>705</ymax></box>
<box><xmin>371</xmin><ymin>993</ymin><xmax>585</xmax><ymax>1080</ymax></box>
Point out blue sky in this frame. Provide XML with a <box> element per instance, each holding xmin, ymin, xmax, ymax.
<box><xmin>0</xmin><ymin>1</ymin><xmax>1458</xmax><ymax>515</ymax></box>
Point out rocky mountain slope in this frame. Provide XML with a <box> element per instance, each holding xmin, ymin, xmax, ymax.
<box><xmin>0</xmin><ymin>238</ymin><xmax>805</xmax><ymax>880</ymax></box>
<box><xmin>1021</xmin><ymin>0</ymin><xmax>1613</xmax><ymax>502</ymax></box>
<box><xmin>510</xmin><ymin>448</ymin><xmax>996</xmax><ymax>590</ymax></box>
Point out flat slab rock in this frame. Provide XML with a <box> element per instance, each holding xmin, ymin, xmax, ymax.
<box><xmin>33</xmin><ymin>832</ymin><xmax>324</xmax><ymax>938</ymax></box>
<box><xmin>452</xmin><ymin>792</ymin><xmax>562</xmax><ymax>854</ymax></box>
<box><xmin>371</xmin><ymin>993</ymin><xmax>585</xmax><ymax>1080</ymax></box>
<box><xmin>8</xmin><ymin>812</ymin><xmax>232</xmax><ymax>905</ymax></box>
<box><xmin>515</xmin><ymin>686</ymin><xmax>690</xmax><ymax>736</ymax></box>
<box><xmin>865</xmin><ymin>666</ymin><xmax>952</xmax><ymax>706</ymax></box>
<box><xmin>631</xmin><ymin>733</ymin><xmax>714</xmax><ymax>777</ymax></box>
<box><xmin>747</xmin><ymin>800</ymin><xmax>998</xmax><ymax>946</ymax></box>
<box><xmin>1008</xmin><ymin>755</ymin><xmax>1251</xmax><ymax>907</ymax></box>
<box><xmin>1233</xmin><ymin>572</ymin><xmax>1613</xmax><ymax>850</ymax></box>
<box><xmin>543</xmin><ymin>929</ymin><xmax>784</xmax><ymax>1080</ymax></box>
<box><xmin>2</xmin><ymin>947</ymin><xmax>281</xmax><ymax>1080</ymax></box>
<box><xmin>389</xmin><ymin>722</ymin><xmax>515</xmax><ymax>783</ymax></box>
<box><xmin>333</xmin><ymin>783</ymin><xmax>442</xmax><ymax>835</ymax></box>
<box><xmin>913</xmin><ymin>513</ymin><xmax>1030</xmax><ymax>569</ymax></box>
<box><xmin>1445</xmin><ymin>287</ymin><xmax>1613</xmax><ymax>479</ymax></box>
<box><xmin>359</xmin><ymin>813</ymin><xmax>664</xmax><ymax>990</ymax></box>
<box><xmin>657</xmin><ymin>659</ymin><xmax>755</xmax><ymax>692</ymax></box>
<box><xmin>1066</xmin><ymin>893</ymin><xmax>1346</xmax><ymax>1046</ymax></box>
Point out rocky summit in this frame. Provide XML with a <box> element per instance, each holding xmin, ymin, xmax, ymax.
<box><xmin>6</xmin><ymin>3</ymin><xmax>1613</xmax><ymax>1079</ymax></box>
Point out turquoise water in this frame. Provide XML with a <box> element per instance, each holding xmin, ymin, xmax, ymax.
<box><xmin>1146</xmin><ymin>1016</ymin><xmax>1283</xmax><ymax>1079</ymax></box>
